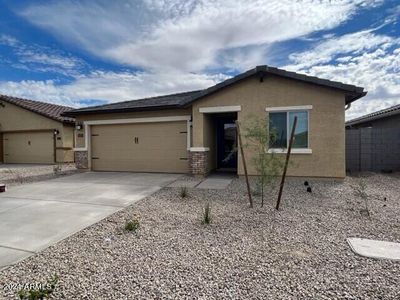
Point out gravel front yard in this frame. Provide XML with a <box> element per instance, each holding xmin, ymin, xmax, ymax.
<box><xmin>1</xmin><ymin>173</ymin><xmax>399</xmax><ymax>299</ymax></box>
<box><xmin>0</xmin><ymin>164</ymin><xmax>77</xmax><ymax>185</ymax></box>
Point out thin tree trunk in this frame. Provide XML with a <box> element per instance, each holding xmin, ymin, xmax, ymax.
<box><xmin>261</xmin><ymin>175</ymin><xmax>264</xmax><ymax>207</ymax></box>
<box><xmin>236</xmin><ymin>121</ymin><xmax>253</xmax><ymax>208</ymax></box>
<box><xmin>276</xmin><ymin>116</ymin><xmax>297</xmax><ymax>210</ymax></box>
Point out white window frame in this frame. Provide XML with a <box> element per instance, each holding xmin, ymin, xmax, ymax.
<box><xmin>265</xmin><ymin>105</ymin><xmax>312</xmax><ymax>154</ymax></box>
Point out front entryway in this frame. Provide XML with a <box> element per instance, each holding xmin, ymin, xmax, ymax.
<box><xmin>214</xmin><ymin>114</ymin><xmax>237</xmax><ymax>171</ymax></box>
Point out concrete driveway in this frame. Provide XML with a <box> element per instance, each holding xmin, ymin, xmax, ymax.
<box><xmin>0</xmin><ymin>172</ymin><xmax>181</xmax><ymax>269</ymax></box>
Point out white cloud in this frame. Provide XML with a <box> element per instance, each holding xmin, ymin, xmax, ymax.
<box><xmin>0</xmin><ymin>70</ymin><xmax>227</xmax><ymax>107</ymax></box>
<box><xmin>19</xmin><ymin>50</ymin><xmax>83</xmax><ymax>70</ymax></box>
<box><xmin>2</xmin><ymin>0</ymin><xmax>395</xmax><ymax>120</ymax></box>
<box><xmin>287</xmin><ymin>29</ymin><xmax>395</xmax><ymax>69</ymax></box>
<box><xmin>0</xmin><ymin>35</ymin><xmax>86</xmax><ymax>76</ymax></box>
<box><xmin>18</xmin><ymin>0</ymin><xmax>382</xmax><ymax>72</ymax></box>
<box><xmin>0</xmin><ymin>34</ymin><xmax>19</xmax><ymax>47</ymax></box>
<box><xmin>284</xmin><ymin>30</ymin><xmax>400</xmax><ymax>120</ymax></box>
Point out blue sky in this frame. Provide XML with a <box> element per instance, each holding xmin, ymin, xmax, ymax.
<box><xmin>0</xmin><ymin>0</ymin><xmax>399</xmax><ymax>119</ymax></box>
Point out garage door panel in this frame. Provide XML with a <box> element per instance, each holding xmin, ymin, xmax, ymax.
<box><xmin>3</xmin><ymin>132</ymin><xmax>54</xmax><ymax>164</ymax></box>
<box><xmin>91</xmin><ymin>122</ymin><xmax>188</xmax><ymax>173</ymax></box>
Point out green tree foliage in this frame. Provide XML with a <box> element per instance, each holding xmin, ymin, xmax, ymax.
<box><xmin>243</xmin><ymin>116</ymin><xmax>285</xmax><ymax>207</ymax></box>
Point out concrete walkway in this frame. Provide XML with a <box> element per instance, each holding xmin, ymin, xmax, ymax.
<box><xmin>167</xmin><ymin>173</ymin><xmax>235</xmax><ymax>189</ymax></box>
<box><xmin>347</xmin><ymin>237</ymin><xmax>400</xmax><ymax>260</ymax></box>
<box><xmin>0</xmin><ymin>172</ymin><xmax>181</xmax><ymax>269</ymax></box>
<box><xmin>196</xmin><ymin>173</ymin><xmax>235</xmax><ymax>189</ymax></box>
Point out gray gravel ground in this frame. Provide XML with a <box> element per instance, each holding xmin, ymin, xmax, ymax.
<box><xmin>0</xmin><ymin>173</ymin><xmax>399</xmax><ymax>299</ymax></box>
<box><xmin>0</xmin><ymin>164</ymin><xmax>78</xmax><ymax>186</ymax></box>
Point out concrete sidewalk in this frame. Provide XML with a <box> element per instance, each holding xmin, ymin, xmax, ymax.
<box><xmin>167</xmin><ymin>173</ymin><xmax>235</xmax><ymax>189</ymax></box>
<box><xmin>0</xmin><ymin>172</ymin><xmax>181</xmax><ymax>269</ymax></box>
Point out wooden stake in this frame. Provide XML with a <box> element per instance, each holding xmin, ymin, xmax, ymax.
<box><xmin>276</xmin><ymin>116</ymin><xmax>297</xmax><ymax>210</ymax></box>
<box><xmin>236</xmin><ymin>120</ymin><xmax>253</xmax><ymax>208</ymax></box>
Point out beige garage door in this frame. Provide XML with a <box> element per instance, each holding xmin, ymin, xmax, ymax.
<box><xmin>91</xmin><ymin>121</ymin><xmax>188</xmax><ymax>173</ymax></box>
<box><xmin>3</xmin><ymin>131</ymin><xmax>54</xmax><ymax>164</ymax></box>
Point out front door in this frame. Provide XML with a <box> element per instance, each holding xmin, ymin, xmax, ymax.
<box><xmin>216</xmin><ymin>119</ymin><xmax>237</xmax><ymax>169</ymax></box>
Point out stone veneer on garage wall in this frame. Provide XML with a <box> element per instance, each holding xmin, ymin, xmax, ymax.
<box><xmin>188</xmin><ymin>150</ymin><xmax>208</xmax><ymax>176</ymax></box>
<box><xmin>74</xmin><ymin>151</ymin><xmax>88</xmax><ymax>169</ymax></box>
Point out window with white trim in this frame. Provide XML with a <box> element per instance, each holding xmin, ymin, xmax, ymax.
<box><xmin>269</xmin><ymin>110</ymin><xmax>309</xmax><ymax>149</ymax></box>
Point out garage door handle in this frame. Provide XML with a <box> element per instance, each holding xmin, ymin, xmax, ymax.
<box><xmin>92</xmin><ymin>157</ymin><xmax>99</xmax><ymax>160</ymax></box>
<box><xmin>134</xmin><ymin>137</ymin><xmax>139</xmax><ymax>144</ymax></box>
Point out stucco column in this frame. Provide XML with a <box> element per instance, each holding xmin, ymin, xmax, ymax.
<box><xmin>190</xmin><ymin>109</ymin><xmax>210</xmax><ymax>176</ymax></box>
<box><xmin>191</xmin><ymin>108</ymin><xmax>205</xmax><ymax>147</ymax></box>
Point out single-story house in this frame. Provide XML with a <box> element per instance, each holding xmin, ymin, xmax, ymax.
<box><xmin>0</xmin><ymin>95</ymin><xmax>75</xmax><ymax>164</ymax></box>
<box><xmin>345</xmin><ymin>104</ymin><xmax>400</xmax><ymax>173</ymax></box>
<box><xmin>64</xmin><ymin>65</ymin><xmax>366</xmax><ymax>179</ymax></box>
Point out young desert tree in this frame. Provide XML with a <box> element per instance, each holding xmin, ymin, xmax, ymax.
<box><xmin>243</xmin><ymin>116</ymin><xmax>285</xmax><ymax>207</ymax></box>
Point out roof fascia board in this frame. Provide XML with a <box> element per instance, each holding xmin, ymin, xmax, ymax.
<box><xmin>63</xmin><ymin>104</ymin><xmax>183</xmax><ymax>117</ymax></box>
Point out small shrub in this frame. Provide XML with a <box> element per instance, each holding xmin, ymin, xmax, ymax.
<box><xmin>53</xmin><ymin>164</ymin><xmax>62</xmax><ymax>174</ymax></box>
<box><xmin>17</xmin><ymin>275</ymin><xmax>58</xmax><ymax>300</ymax></box>
<box><xmin>354</xmin><ymin>178</ymin><xmax>367</xmax><ymax>199</ymax></box>
<box><xmin>179</xmin><ymin>186</ymin><xmax>188</xmax><ymax>198</ymax></box>
<box><xmin>352</xmin><ymin>177</ymin><xmax>370</xmax><ymax>217</ymax></box>
<box><xmin>125</xmin><ymin>215</ymin><xmax>140</xmax><ymax>232</ymax></box>
<box><xmin>251</xmin><ymin>180</ymin><xmax>262</xmax><ymax>196</ymax></box>
<box><xmin>202</xmin><ymin>202</ymin><xmax>211</xmax><ymax>225</ymax></box>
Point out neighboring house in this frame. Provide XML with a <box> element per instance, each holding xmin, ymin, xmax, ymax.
<box><xmin>64</xmin><ymin>65</ymin><xmax>366</xmax><ymax>179</ymax></box>
<box><xmin>0</xmin><ymin>95</ymin><xmax>75</xmax><ymax>164</ymax></box>
<box><xmin>345</xmin><ymin>104</ymin><xmax>400</xmax><ymax>173</ymax></box>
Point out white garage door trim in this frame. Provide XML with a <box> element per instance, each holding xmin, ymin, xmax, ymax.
<box><xmin>74</xmin><ymin>116</ymin><xmax>192</xmax><ymax>169</ymax></box>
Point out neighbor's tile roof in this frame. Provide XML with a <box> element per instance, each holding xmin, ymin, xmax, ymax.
<box><xmin>346</xmin><ymin>104</ymin><xmax>400</xmax><ymax>127</ymax></box>
<box><xmin>64</xmin><ymin>65</ymin><xmax>367</xmax><ymax>116</ymax></box>
<box><xmin>0</xmin><ymin>94</ymin><xmax>75</xmax><ymax>124</ymax></box>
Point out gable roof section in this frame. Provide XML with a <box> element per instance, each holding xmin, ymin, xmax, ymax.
<box><xmin>63</xmin><ymin>65</ymin><xmax>366</xmax><ymax>117</ymax></box>
<box><xmin>346</xmin><ymin>104</ymin><xmax>400</xmax><ymax>127</ymax></box>
<box><xmin>0</xmin><ymin>94</ymin><xmax>75</xmax><ymax>125</ymax></box>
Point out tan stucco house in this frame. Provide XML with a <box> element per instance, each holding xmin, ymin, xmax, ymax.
<box><xmin>0</xmin><ymin>95</ymin><xmax>75</xmax><ymax>164</ymax></box>
<box><xmin>64</xmin><ymin>66</ymin><xmax>366</xmax><ymax>179</ymax></box>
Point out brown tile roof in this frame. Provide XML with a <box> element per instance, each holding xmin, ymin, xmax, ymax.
<box><xmin>0</xmin><ymin>94</ymin><xmax>75</xmax><ymax>125</ymax></box>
